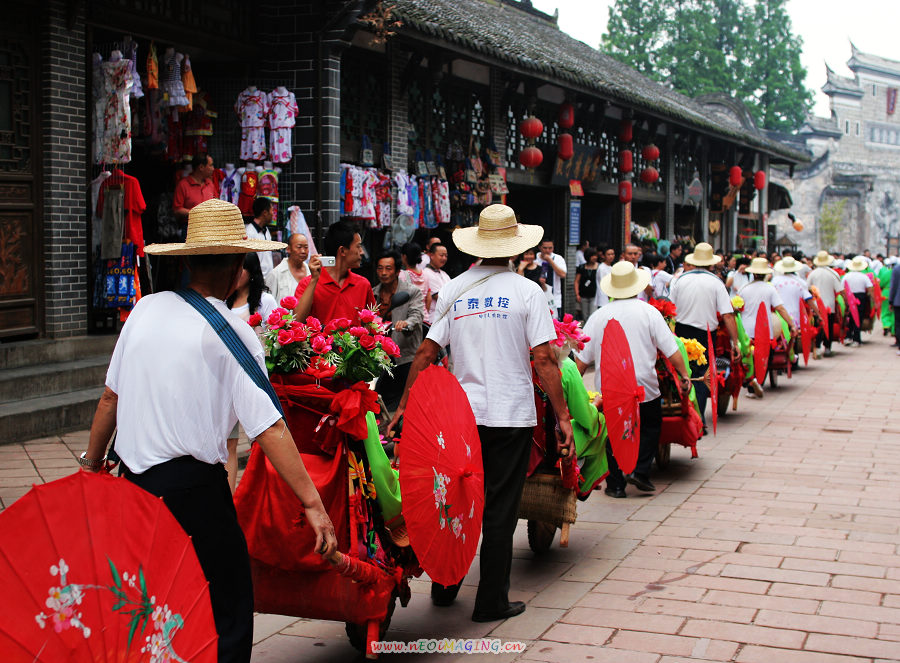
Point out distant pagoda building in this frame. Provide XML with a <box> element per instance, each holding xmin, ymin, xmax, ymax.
<box><xmin>771</xmin><ymin>44</ymin><xmax>900</xmax><ymax>256</ymax></box>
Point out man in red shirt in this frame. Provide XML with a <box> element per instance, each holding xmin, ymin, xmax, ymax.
<box><xmin>173</xmin><ymin>153</ymin><xmax>218</xmax><ymax>233</ymax></box>
<box><xmin>293</xmin><ymin>220</ymin><xmax>374</xmax><ymax>325</ymax></box>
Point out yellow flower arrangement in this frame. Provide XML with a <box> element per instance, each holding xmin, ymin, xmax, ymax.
<box><xmin>587</xmin><ymin>390</ymin><xmax>600</xmax><ymax>402</ymax></box>
<box><xmin>731</xmin><ymin>295</ymin><xmax>744</xmax><ymax>311</ymax></box>
<box><xmin>680</xmin><ymin>337</ymin><xmax>707</xmax><ymax>365</ymax></box>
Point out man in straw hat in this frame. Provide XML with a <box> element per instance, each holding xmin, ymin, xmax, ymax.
<box><xmin>81</xmin><ymin>199</ymin><xmax>338</xmax><ymax>663</ymax></box>
<box><xmin>842</xmin><ymin>255</ymin><xmax>875</xmax><ymax>347</ymax></box>
<box><xmin>807</xmin><ymin>250</ymin><xmax>843</xmax><ymax>357</ymax></box>
<box><xmin>739</xmin><ymin>257</ymin><xmax>797</xmax><ymax>394</ymax></box>
<box><xmin>576</xmin><ymin>261</ymin><xmax>692</xmax><ymax>496</ymax></box>
<box><xmin>387</xmin><ymin>204</ymin><xmax>574</xmax><ymax>622</ymax></box>
<box><xmin>668</xmin><ymin>242</ymin><xmax>740</xmax><ymax>424</ymax></box>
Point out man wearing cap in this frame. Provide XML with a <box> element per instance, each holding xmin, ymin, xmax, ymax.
<box><xmin>807</xmin><ymin>251</ymin><xmax>843</xmax><ymax>357</ymax></box>
<box><xmin>842</xmin><ymin>256</ymin><xmax>874</xmax><ymax>346</ymax></box>
<box><xmin>387</xmin><ymin>204</ymin><xmax>574</xmax><ymax>623</ymax></box>
<box><xmin>81</xmin><ymin>199</ymin><xmax>338</xmax><ymax>663</ymax></box>
<box><xmin>576</xmin><ymin>261</ymin><xmax>692</xmax><ymax>496</ymax></box>
<box><xmin>668</xmin><ymin>242</ymin><xmax>739</xmax><ymax>423</ymax></box>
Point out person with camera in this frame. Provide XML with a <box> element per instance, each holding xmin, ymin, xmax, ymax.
<box><xmin>292</xmin><ymin>219</ymin><xmax>374</xmax><ymax>326</ymax></box>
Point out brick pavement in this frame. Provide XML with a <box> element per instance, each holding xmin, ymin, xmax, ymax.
<box><xmin>3</xmin><ymin>328</ymin><xmax>900</xmax><ymax>662</ymax></box>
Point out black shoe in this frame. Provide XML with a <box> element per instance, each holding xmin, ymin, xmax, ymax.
<box><xmin>472</xmin><ymin>601</ymin><xmax>526</xmax><ymax>622</ymax></box>
<box><xmin>626</xmin><ymin>473</ymin><xmax>656</xmax><ymax>492</ymax></box>
<box><xmin>431</xmin><ymin>581</ymin><xmax>461</xmax><ymax>607</ymax></box>
<box><xmin>604</xmin><ymin>486</ymin><xmax>626</xmax><ymax>498</ymax></box>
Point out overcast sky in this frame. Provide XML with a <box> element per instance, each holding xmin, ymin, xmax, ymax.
<box><xmin>530</xmin><ymin>0</ymin><xmax>897</xmax><ymax>118</ymax></box>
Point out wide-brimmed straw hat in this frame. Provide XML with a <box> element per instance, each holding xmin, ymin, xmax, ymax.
<box><xmin>685</xmin><ymin>242</ymin><xmax>721</xmax><ymax>266</ymax></box>
<box><xmin>144</xmin><ymin>199</ymin><xmax>286</xmax><ymax>255</ymax></box>
<box><xmin>848</xmin><ymin>256</ymin><xmax>868</xmax><ymax>272</ymax></box>
<box><xmin>813</xmin><ymin>250</ymin><xmax>834</xmax><ymax>267</ymax></box>
<box><xmin>746</xmin><ymin>257</ymin><xmax>773</xmax><ymax>275</ymax></box>
<box><xmin>452</xmin><ymin>204</ymin><xmax>544</xmax><ymax>259</ymax></box>
<box><xmin>774</xmin><ymin>256</ymin><xmax>801</xmax><ymax>273</ymax></box>
<box><xmin>600</xmin><ymin>260</ymin><xmax>651</xmax><ymax>299</ymax></box>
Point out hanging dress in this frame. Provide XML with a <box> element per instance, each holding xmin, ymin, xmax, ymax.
<box><xmin>181</xmin><ymin>54</ymin><xmax>197</xmax><ymax>111</ymax></box>
<box><xmin>163</xmin><ymin>50</ymin><xmax>189</xmax><ymax>107</ymax></box>
<box><xmin>267</xmin><ymin>87</ymin><xmax>298</xmax><ymax>164</ymax></box>
<box><xmin>98</xmin><ymin>51</ymin><xmax>133</xmax><ymax>164</ymax></box>
<box><xmin>235</xmin><ymin>87</ymin><xmax>268</xmax><ymax>161</ymax></box>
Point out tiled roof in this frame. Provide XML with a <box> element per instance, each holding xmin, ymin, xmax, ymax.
<box><xmin>848</xmin><ymin>43</ymin><xmax>900</xmax><ymax>78</ymax></box>
<box><xmin>800</xmin><ymin>115</ymin><xmax>842</xmax><ymax>138</ymax></box>
<box><xmin>822</xmin><ymin>65</ymin><xmax>863</xmax><ymax>97</ymax></box>
<box><xmin>387</xmin><ymin>0</ymin><xmax>808</xmax><ymax>162</ymax></box>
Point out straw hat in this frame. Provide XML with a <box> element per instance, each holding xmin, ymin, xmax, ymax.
<box><xmin>848</xmin><ymin>256</ymin><xmax>868</xmax><ymax>271</ymax></box>
<box><xmin>774</xmin><ymin>256</ymin><xmax>801</xmax><ymax>273</ymax></box>
<box><xmin>144</xmin><ymin>199</ymin><xmax>286</xmax><ymax>255</ymax></box>
<box><xmin>452</xmin><ymin>204</ymin><xmax>544</xmax><ymax>259</ymax></box>
<box><xmin>813</xmin><ymin>250</ymin><xmax>834</xmax><ymax>267</ymax></box>
<box><xmin>684</xmin><ymin>242</ymin><xmax>721</xmax><ymax>266</ymax></box>
<box><xmin>600</xmin><ymin>260</ymin><xmax>651</xmax><ymax>299</ymax></box>
<box><xmin>746</xmin><ymin>257</ymin><xmax>773</xmax><ymax>275</ymax></box>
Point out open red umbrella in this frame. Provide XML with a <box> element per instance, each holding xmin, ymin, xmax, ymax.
<box><xmin>753</xmin><ymin>303</ymin><xmax>770</xmax><ymax>386</ymax></box>
<box><xmin>600</xmin><ymin>319</ymin><xmax>644</xmax><ymax>475</ymax></box>
<box><xmin>870</xmin><ymin>274</ymin><xmax>882</xmax><ymax>320</ymax></box>
<box><xmin>844</xmin><ymin>281</ymin><xmax>860</xmax><ymax>328</ymax></box>
<box><xmin>707</xmin><ymin>325</ymin><xmax>718</xmax><ymax>435</ymax></box>
<box><xmin>815</xmin><ymin>294</ymin><xmax>830</xmax><ymax>340</ymax></box>
<box><xmin>0</xmin><ymin>471</ymin><xmax>216</xmax><ymax>663</ymax></box>
<box><xmin>799</xmin><ymin>297</ymin><xmax>813</xmax><ymax>365</ymax></box>
<box><xmin>400</xmin><ymin>364</ymin><xmax>484</xmax><ymax>587</ymax></box>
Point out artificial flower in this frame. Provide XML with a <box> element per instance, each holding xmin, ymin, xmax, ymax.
<box><xmin>306</xmin><ymin>356</ymin><xmax>337</xmax><ymax>379</ymax></box>
<box><xmin>267</xmin><ymin>310</ymin><xmax>287</xmax><ymax>329</ymax></box>
<box><xmin>311</xmin><ymin>334</ymin><xmax>332</xmax><ymax>354</ymax></box>
<box><xmin>277</xmin><ymin>329</ymin><xmax>294</xmax><ymax>346</ymax></box>
<box><xmin>381</xmin><ymin>337</ymin><xmax>401</xmax><ymax>357</ymax></box>
<box><xmin>279</xmin><ymin>295</ymin><xmax>298</xmax><ymax>310</ymax></box>
<box><xmin>248</xmin><ymin>313</ymin><xmax>262</xmax><ymax>327</ymax></box>
<box><xmin>358</xmin><ymin>334</ymin><xmax>377</xmax><ymax>351</ymax></box>
<box><xmin>349</xmin><ymin>326</ymin><xmax>367</xmax><ymax>338</ymax></box>
<box><xmin>306</xmin><ymin>316</ymin><xmax>322</xmax><ymax>332</ymax></box>
<box><xmin>680</xmin><ymin>337</ymin><xmax>708</xmax><ymax>365</ymax></box>
<box><xmin>731</xmin><ymin>295</ymin><xmax>744</xmax><ymax>312</ymax></box>
<box><xmin>359</xmin><ymin>308</ymin><xmax>376</xmax><ymax>324</ymax></box>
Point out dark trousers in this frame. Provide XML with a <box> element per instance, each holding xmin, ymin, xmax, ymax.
<box><xmin>895</xmin><ymin>306</ymin><xmax>900</xmax><ymax>346</ymax></box>
<box><xmin>848</xmin><ymin>294</ymin><xmax>870</xmax><ymax>343</ymax></box>
<box><xmin>124</xmin><ymin>457</ymin><xmax>253</xmax><ymax>663</ymax></box>
<box><xmin>474</xmin><ymin>426</ymin><xmax>532</xmax><ymax>614</ymax></box>
<box><xmin>817</xmin><ymin>311</ymin><xmax>838</xmax><ymax>351</ymax></box>
<box><xmin>375</xmin><ymin>362</ymin><xmax>412</xmax><ymax>414</ymax></box>
<box><xmin>605</xmin><ymin>398</ymin><xmax>663</xmax><ymax>487</ymax></box>
<box><xmin>674</xmin><ymin>322</ymin><xmax>710</xmax><ymax>423</ymax></box>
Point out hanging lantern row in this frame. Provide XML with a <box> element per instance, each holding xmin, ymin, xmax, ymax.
<box><xmin>793</xmin><ymin>219</ymin><xmax>804</xmax><ymax>232</ymax></box>
<box><xmin>619</xmin><ymin>149</ymin><xmax>633</xmax><ymax>174</ymax></box>
<box><xmin>641</xmin><ymin>144</ymin><xmax>660</xmax><ymax>162</ymax></box>
<box><xmin>619</xmin><ymin>119</ymin><xmax>633</xmax><ymax>143</ymax></box>
<box><xmin>558</xmin><ymin>132</ymin><xmax>573</xmax><ymax>161</ymax></box>
<box><xmin>639</xmin><ymin>142</ymin><xmax>660</xmax><ymax>185</ymax></box>
<box><xmin>558</xmin><ymin>101</ymin><xmax>575</xmax><ymax>130</ymax></box>
<box><xmin>754</xmin><ymin>171</ymin><xmax>766</xmax><ymax>190</ymax></box>
<box><xmin>618</xmin><ymin>180</ymin><xmax>632</xmax><ymax>204</ymax></box>
<box><xmin>518</xmin><ymin>115</ymin><xmax>544</xmax><ymax>169</ymax></box>
<box><xmin>519</xmin><ymin>145</ymin><xmax>543</xmax><ymax>169</ymax></box>
<box><xmin>729</xmin><ymin>166</ymin><xmax>743</xmax><ymax>188</ymax></box>
<box><xmin>640</xmin><ymin>166</ymin><xmax>659</xmax><ymax>184</ymax></box>
<box><xmin>555</xmin><ymin>101</ymin><xmax>575</xmax><ymax>161</ymax></box>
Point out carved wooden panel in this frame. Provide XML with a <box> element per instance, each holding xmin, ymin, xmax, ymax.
<box><xmin>0</xmin><ymin>212</ymin><xmax>31</xmax><ymax>296</ymax></box>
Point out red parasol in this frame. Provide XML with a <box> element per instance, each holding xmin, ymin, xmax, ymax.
<box><xmin>844</xmin><ymin>281</ymin><xmax>860</xmax><ymax>328</ymax></box>
<box><xmin>707</xmin><ymin>325</ymin><xmax>718</xmax><ymax>435</ymax></box>
<box><xmin>870</xmin><ymin>274</ymin><xmax>882</xmax><ymax>320</ymax></box>
<box><xmin>753</xmin><ymin>303</ymin><xmax>770</xmax><ymax>386</ymax></box>
<box><xmin>600</xmin><ymin>319</ymin><xmax>644</xmax><ymax>474</ymax></box>
<box><xmin>815</xmin><ymin>295</ymin><xmax>830</xmax><ymax>340</ymax></box>
<box><xmin>799</xmin><ymin>298</ymin><xmax>813</xmax><ymax>365</ymax></box>
<box><xmin>400</xmin><ymin>365</ymin><xmax>484</xmax><ymax>587</ymax></box>
<box><xmin>0</xmin><ymin>471</ymin><xmax>216</xmax><ymax>663</ymax></box>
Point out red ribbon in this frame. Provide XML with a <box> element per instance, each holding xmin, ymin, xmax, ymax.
<box><xmin>329</xmin><ymin>381</ymin><xmax>380</xmax><ymax>440</ymax></box>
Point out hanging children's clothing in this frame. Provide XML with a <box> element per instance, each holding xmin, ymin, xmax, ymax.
<box><xmin>219</xmin><ymin>166</ymin><xmax>240</xmax><ymax>205</ymax></box>
<box><xmin>183</xmin><ymin>91</ymin><xmax>216</xmax><ymax>159</ymax></box>
<box><xmin>97</xmin><ymin>170</ymin><xmax>147</xmax><ymax>257</ymax></box>
<box><xmin>266</xmin><ymin>87</ymin><xmax>298</xmax><ymax>164</ymax></box>
<box><xmin>145</xmin><ymin>41</ymin><xmax>159</xmax><ymax>90</ymax></box>
<box><xmin>124</xmin><ymin>40</ymin><xmax>143</xmax><ymax>99</ymax></box>
<box><xmin>433</xmin><ymin>179</ymin><xmax>451</xmax><ymax>225</ymax></box>
<box><xmin>257</xmin><ymin>167</ymin><xmax>280</xmax><ymax>219</ymax></box>
<box><xmin>235</xmin><ymin>87</ymin><xmax>268</xmax><ymax>161</ymax></box>
<box><xmin>162</xmin><ymin>49</ymin><xmax>189</xmax><ymax>107</ymax></box>
<box><xmin>287</xmin><ymin>205</ymin><xmax>318</xmax><ymax>257</ymax></box>
<box><xmin>373</xmin><ymin>172</ymin><xmax>392</xmax><ymax>229</ymax></box>
<box><xmin>181</xmin><ymin>54</ymin><xmax>197</xmax><ymax>111</ymax></box>
<box><xmin>98</xmin><ymin>51</ymin><xmax>134</xmax><ymax>164</ymax></box>
<box><xmin>91</xmin><ymin>53</ymin><xmax>105</xmax><ymax>164</ymax></box>
<box><xmin>237</xmin><ymin>169</ymin><xmax>259</xmax><ymax>216</ymax></box>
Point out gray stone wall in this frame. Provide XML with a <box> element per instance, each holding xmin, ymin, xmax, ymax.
<box><xmin>42</xmin><ymin>0</ymin><xmax>88</xmax><ymax>338</ymax></box>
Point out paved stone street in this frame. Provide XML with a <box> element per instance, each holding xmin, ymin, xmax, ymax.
<box><xmin>3</xmin><ymin>327</ymin><xmax>900</xmax><ymax>662</ymax></box>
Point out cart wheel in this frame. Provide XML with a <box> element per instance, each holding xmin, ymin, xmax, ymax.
<box><xmin>527</xmin><ymin>520</ymin><xmax>557</xmax><ymax>554</ymax></box>
<box><xmin>769</xmin><ymin>368</ymin><xmax>778</xmax><ymax>388</ymax></box>
<box><xmin>716</xmin><ymin>393</ymin><xmax>730</xmax><ymax>418</ymax></box>
<box><xmin>656</xmin><ymin>441</ymin><xmax>671</xmax><ymax>469</ymax></box>
<box><xmin>345</xmin><ymin>589</ymin><xmax>398</xmax><ymax>656</ymax></box>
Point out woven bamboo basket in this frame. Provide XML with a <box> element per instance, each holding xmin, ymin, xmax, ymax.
<box><xmin>517</xmin><ymin>473</ymin><xmax>577</xmax><ymax>528</ymax></box>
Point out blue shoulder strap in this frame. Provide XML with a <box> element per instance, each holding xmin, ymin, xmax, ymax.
<box><xmin>176</xmin><ymin>289</ymin><xmax>284</xmax><ymax>418</ymax></box>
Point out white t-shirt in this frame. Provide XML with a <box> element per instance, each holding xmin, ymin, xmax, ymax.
<box><xmin>727</xmin><ymin>269</ymin><xmax>750</xmax><ymax>296</ymax></box>
<box><xmin>575</xmin><ymin>250</ymin><xmax>586</xmax><ymax>267</ymax></box>
<box><xmin>739</xmin><ymin>280</ymin><xmax>783</xmax><ymax>337</ymax></box>
<box><xmin>772</xmin><ymin>273</ymin><xmax>811</xmax><ymax>325</ymax></box>
<box><xmin>595</xmin><ymin>263</ymin><xmax>612</xmax><ymax>307</ymax></box>
<box><xmin>669</xmin><ymin>269</ymin><xmax>733</xmax><ymax>330</ymax></box>
<box><xmin>636</xmin><ymin>265</ymin><xmax>652</xmax><ymax>302</ymax></box>
<box><xmin>426</xmin><ymin>265</ymin><xmax>556</xmax><ymax>427</ymax></box>
<box><xmin>807</xmin><ymin>267</ymin><xmax>842</xmax><ymax>310</ymax></box>
<box><xmin>578</xmin><ymin>298</ymin><xmax>679</xmax><ymax>401</ymax></box>
<box><xmin>245</xmin><ymin>222</ymin><xmax>274</xmax><ymax>277</ymax></box>
<box><xmin>422</xmin><ymin>265</ymin><xmax>451</xmax><ymax>325</ymax></box>
<box><xmin>106</xmin><ymin>292</ymin><xmax>282</xmax><ymax>474</ymax></box>
<box><xmin>230</xmin><ymin>292</ymin><xmax>277</xmax><ymax>323</ymax></box>
<box><xmin>537</xmin><ymin>253</ymin><xmax>567</xmax><ymax>308</ymax></box>
<box><xmin>797</xmin><ymin>263</ymin><xmax>812</xmax><ymax>279</ymax></box>
<box><xmin>842</xmin><ymin>270</ymin><xmax>871</xmax><ymax>295</ymax></box>
<box><xmin>651</xmin><ymin>269</ymin><xmax>673</xmax><ymax>299</ymax></box>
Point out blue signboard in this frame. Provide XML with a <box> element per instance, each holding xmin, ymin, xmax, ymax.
<box><xmin>568</xmin><ymin>199</ymin><xmax>581</xmax><ymax>245</ymax></box>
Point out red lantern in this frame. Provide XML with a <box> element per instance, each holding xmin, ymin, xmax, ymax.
<box><xmin>558</xmin><ymin>133</ymin><xmax>574</xmax><ymax>161</ymax></box>
<box><xmin>618</xmin><ymin>180</ymin><xmax>633</xmax><ymax>204</ymax></box>
<box><xmin>793</xmin><ymin>219</ymin><xmax>804</xmax><ymax>232</ymax></box>
<box><xmin>558</xmin><ymin>102</ymin><xmax>575</xmax><ymax>129</ymax></box>
<box><xmin>640</xmin><ymin>166</ymin><xmax>659</xmax><ymax>184</ymax></box>
<box><xmin>641</xmin><ymin>144</ymin><xmax>660</xmax><ymax>161</ymax></box>
<box><xmin>518</xmin><ymin>145</ymin><xmax>543</xmax><ymax>169</ymax></box>
<box><xmin>519</xmin><ymin>116</ymin><xmax>544</xmax><ymax>140</ymax></box>
<box><xmin>620</xmin><ymin>119</ymin><xmax>633</xmax><ymax>143</ymax></box>
<box><xmin>729</xmin><ymin>166</ymin><xmax>743</xmax><ymax>187</ymax></box>
<box><xmin>619</xmin><ymin>149</ymin><xmax>633</xmax><ymax>173</ymax></box>
<box><xmin>754</xmin><ymin>171</ymin><xmax>766</xmax><ymax>190</ymax></box>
